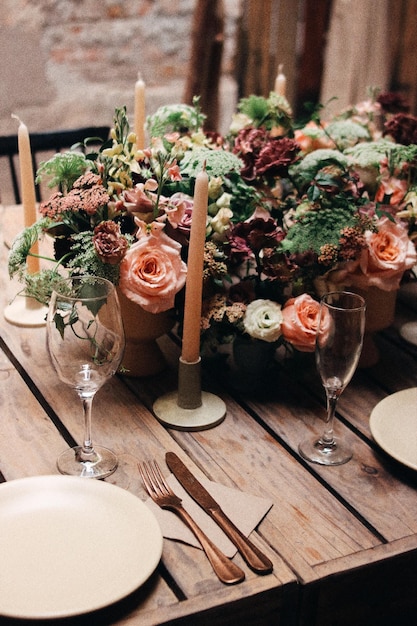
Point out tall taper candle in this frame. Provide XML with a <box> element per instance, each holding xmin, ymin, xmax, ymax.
<box><xmin>274</xmin><ymin>64</ymin><xmax>286</xmax><ymax>97</ymax></box>
<box><xmin>13</xmin><ymin>115</ymin><xmax>40</xmax><ymax>273</ymax></box>
<box><xmin>134</xmin><ymin>73</ymin><xmax>146</xmax><ymax>149</ymax></box>
<box><xmin>181</xmin><ymin>167</ymin><xmax>208</xmax><ymax>364</ymax></box>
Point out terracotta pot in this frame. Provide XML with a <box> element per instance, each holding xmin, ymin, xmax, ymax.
<box><xmin>117</xmin><ymin>289</ymin><xmax>175</xmax><ymax>377</ymax></box>
<box><xmin>355</xmin><ymin>287</ymin><xmax>397</xmax><ymax>368</ymax></box>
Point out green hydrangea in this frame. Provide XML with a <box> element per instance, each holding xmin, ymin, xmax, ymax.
<box><xmin>344</xmin><ymin>139</ymin><xmax>397</xmax><ymax>168</ymax></box>
<box><xmin>326</xmin><ymin>120</ymin><xmax>370</xmax><ymax>150</ymax></box>
<box><xmin>289</xmin><ymin>149</ymin><xmax>348</xmax><ymax>190</ymax></box>
<box><xmin>146</xmin><ymin>103</ymin><xmax>206</xmax><ymax>138</ymax></box>
<box><xmin>280</xmin><ymin>207</ymin><xmax>357</xmax><ymax>256</ymax></box>
<box><xmin>180</xmin><ymin>148</ymin><xmax>243</xmax><ymax>178</ymax></box>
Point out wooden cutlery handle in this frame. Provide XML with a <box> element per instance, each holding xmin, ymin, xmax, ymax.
<box><xmin>211</xmin><ymin>509</ymin><xmax>273</xmax><ymax>574</ymax></box>
<box><xmin>175</xmin><ymin>505</ymin><xmax>245</xmax><ymax>584</ymax></box>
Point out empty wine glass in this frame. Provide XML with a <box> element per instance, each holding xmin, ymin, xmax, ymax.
<box><xmin>299</xmin><ymin>291</ymin><xmax>366</xmax><ymax>465</ymax></box>
<box><xmin>46</xmin><ymin>276</ymin><xmax>125</xmax><ymax>478</ymax></box>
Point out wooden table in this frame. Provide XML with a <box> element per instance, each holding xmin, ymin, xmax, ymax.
<box><xmin>1</xmin><ymin>206</ymin><xmax>417</xmax><ymax>625</ymax></box>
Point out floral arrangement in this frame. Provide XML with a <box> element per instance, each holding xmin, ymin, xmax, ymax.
<box><xmin>9</xmin><ymin>89</ymin><xmax>417</xmax><ymax>365</ymax></box>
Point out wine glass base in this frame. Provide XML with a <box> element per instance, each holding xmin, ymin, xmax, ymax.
<box><xmin>57</xmin><ymin>445</ymin><xmax>118</xmax><ymax>479</ymax></box>
<box><xmin>299</xmin><ymin>437</ymin><xmax>352</xmax><ymax>466</ymax></box>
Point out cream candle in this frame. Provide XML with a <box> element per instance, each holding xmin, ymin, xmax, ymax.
<box><xmin>181</xmin><ymin>167</ymin><xmax>208</xmax><ymax>364</ymax></box>
<box><xmin>274</xmin><ymin>64</ymin><xmax>286</xmax><ymax>97</ymax></box>
<box><xmin>12</xmin><ymin>115</ymin><xmax>40</xmax><ymax>273</ymax></box>
<box><xmin>134</xmin><ymin>73</ymin><xmax>146</xmax><ymax>149</ymax></box>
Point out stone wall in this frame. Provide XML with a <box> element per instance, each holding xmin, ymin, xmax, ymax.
<box><xmin>0</xmin><ymin>0</ymin><xmax>240</xmax><ymax>138</ymax></box>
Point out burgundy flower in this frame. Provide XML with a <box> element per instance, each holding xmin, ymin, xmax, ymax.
<box><xmin>226</xmin><ymin>233</ymin><xmax>252</xmax><ymax>264</ymax></box>
<box><xmin>233</xmin><ymin>128</ymin><xmax>300</xmax><ymax>182</ymax></box>
<box><xmin>262</xmin><ymin>249</ymin><xmax>297</xmax><ymax>281</ymax></box>
<box><xmin>232</xmin><ymin>128</ymin><xmax>270</xmax><ymax>181</ymax></box>
<box><xmin>383</xmin><ymin>113</ymin><xmax>417</xmax><ymax>145</ymax></box>
<box><xmin>377</xmin><ymin>92</ymin><xmax>410</xmax><ymax>114</ymax></box>
<box><xmin>232</xmin><ymin>216</ymin><xmax>284</xmax><ymax>253</ymax></box>
<box><xmin>93</xmin><ymin>220</ymin><xmax>128</xmax><ymax>265</ymax></box>
<box><xmin>255</xmin><ymin>137</ymin><xmax>300</xmax><ymax>177</ymax></box>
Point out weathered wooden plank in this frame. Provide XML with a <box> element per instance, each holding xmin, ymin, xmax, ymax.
<box><xmin>0</xmin><ymin>358</ymin><xmax>65</xmax><ymax>479</ymax></box>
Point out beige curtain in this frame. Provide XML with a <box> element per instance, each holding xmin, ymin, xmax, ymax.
<box><xmin>319</xmin><ymin>0</ymin><xmax>390</xmax><ymax>119</ymax></box>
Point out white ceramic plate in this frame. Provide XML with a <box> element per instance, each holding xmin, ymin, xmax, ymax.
<box><xmin>0</xmin><ymin>475</ymin><xmax>163</xmax><ymax>619</ymax></box>
<box><xmin>370</xmin><ymin>388</ymin><xmax>417</xmax><ymax>470</ymax></box>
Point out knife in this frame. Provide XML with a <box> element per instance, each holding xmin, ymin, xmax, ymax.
<box><xmin>165</xmin><ymin>452</ymin><xmax>273</xmax><ymax>574</ymax></box>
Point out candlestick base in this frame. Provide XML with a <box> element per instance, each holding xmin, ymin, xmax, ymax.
<box><xmin>4</xmin><ymin>296</ymin><xmax>47</xmax><ymax>327</ymax></box>
<box><xmin>153</xmin><ymin>357</ymin><xmax>226</xmax><ymax>430</ymax></box>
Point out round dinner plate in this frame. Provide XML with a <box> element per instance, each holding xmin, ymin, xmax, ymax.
<box><xmin>369</xmin><ymin>388</ymin><xmax>417</xmax><ymax>471</ymax></box>
<box><xmin>0</xmin><ymin>475</ymin><xmax>163</xmax><ymax>620</ymax></box>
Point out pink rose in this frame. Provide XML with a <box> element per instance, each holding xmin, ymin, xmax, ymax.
<box><xmin>119</xmin><ymin>225</ymin><xmax>187</xmax><ymax>313</ymax></box>
<box><xmin>281</xmin><ymin>294</ymin><xmax>325</xmax><ymax>352</ymax></box>
<box><xmin>342</xmin><ymin>216</ymin><xmax>416</xmax><ymax>291</ymax></box>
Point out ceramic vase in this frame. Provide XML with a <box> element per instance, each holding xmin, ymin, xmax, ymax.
<box><xmin>231</xmin><ymin>336</ymin><xmax>278</xmax><ymax>391</ymax></box>
<box><xmin>117</xmin><ymin>289</ymin><xmax>175</xmax><ymax>377</ymax></box>
<box><xmin>355</xmin><ymin>286</ymin><xmax>397</xmax><ymax>368</ymax></box>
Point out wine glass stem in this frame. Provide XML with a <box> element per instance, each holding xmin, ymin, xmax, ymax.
<box><xmin>80</xmin><ymin>394</ymin><xmax>95</xmax><ymax>459</ymax></box>
<box><xmin>322</xmin><ymin>391</ymin><xmax>338</xmax><ymax>445</ymax></box>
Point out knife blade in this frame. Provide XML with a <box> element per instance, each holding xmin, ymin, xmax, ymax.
<box><xmin>165</xmin><ymin>452</ymin><xmax>273</xmax><ymax>574</ymax></box>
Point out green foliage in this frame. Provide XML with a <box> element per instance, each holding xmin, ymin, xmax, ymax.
<box><xmin>22</xmin><ymin>270</ymin><xmax>66</xmax><ymax>306</ymax></box>
<box><xmin>8</xmin><ymin>219</ymin><xmax>51</xmax><ymax>277</ymax></box>
<box><xmin>146</xmin><ymin>100</ymin><xmax>206</xmax><ymax>138</ymax></box>
<box><xmin>67</xmin><ymin>231</ymin><xmax>132</xmax><ymax>284</ymax></box>
<box><xmin>237</xmin><ymin>92</ymin><xmax>292</xmax><ymax>132</ymax></box>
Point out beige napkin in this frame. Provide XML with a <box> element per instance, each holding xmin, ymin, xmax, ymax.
<box><xmin>145</xmin><ymin>474</ymin><xmax>273</xmax><ymax>558</ymax></box>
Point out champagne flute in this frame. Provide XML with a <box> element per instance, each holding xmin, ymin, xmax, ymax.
<box><xmin>46</xmin><ymin>276</ymin><xmax>125</xmax><ymax>478</ymax></box>
<box><xmin>299</xmin><ymin>291</ymin><xmax>366</xmax><ymax>465</ymax></box>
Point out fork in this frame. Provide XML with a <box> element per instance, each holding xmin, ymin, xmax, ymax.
<box><xmin>138</xmin><ymin>461</ymin><xmax>245</xmax><ymax>584</ymax></box>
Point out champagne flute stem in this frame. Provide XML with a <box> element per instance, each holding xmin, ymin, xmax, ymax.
<box><xmin>321</xmin><ymin>391</ymin><xmax>338</xmax><ymax>445</ymax></box>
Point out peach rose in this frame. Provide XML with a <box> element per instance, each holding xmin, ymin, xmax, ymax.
<box><xmin>281</xmin><ymin>294</ymin><xmax>324</xmax><ymax>352</ymax></box>
<box><xmin>119</xmin><ymin>223</ymin><xmax>187</xmax><ymax>313</ymax></box>
<box><xmin>342</xmin><ymin>216</ymin><xmax>417</xmax><ymax>291</ymax></box>
<box><xmin>294</xmin><ymin>121</ymin><xmax>333</xmax><ymax>153</ymax></box>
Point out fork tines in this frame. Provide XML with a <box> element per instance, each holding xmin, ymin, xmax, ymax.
<box><xmin>139</xmin><ymin>461</ymin><xmax>170</xmax><ymax>498</ymax></box>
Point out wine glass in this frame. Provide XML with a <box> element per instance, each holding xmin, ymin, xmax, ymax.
<box><xmin>299</xmin><ymin>291</ymin><xmax>366</xmax><ymax>465</ymax></box>
<box><xmin>46</xmin><ymin>276</ymin><xmax>125</xmax><ymax>478</ymax></box>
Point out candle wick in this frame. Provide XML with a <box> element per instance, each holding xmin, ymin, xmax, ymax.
<box><xmin>202</xmin><ymin>160</ymin><xmax>207</xmax><ymax>172</ymax></box>
<box><xmin>11</xmin><ymin>113</ymin><xmax>21</xmax><ymax>124</ymax></box>
<box><xmin>278</xmin><ymin>63</ymin><xmax>283</xmax><ymax>74</ymax></box>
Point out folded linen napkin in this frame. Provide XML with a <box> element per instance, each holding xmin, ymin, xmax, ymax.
<box><xmin>145</xmin><ymin>473</ymin><xmax>273</xmax><ymax>558</ymax></box>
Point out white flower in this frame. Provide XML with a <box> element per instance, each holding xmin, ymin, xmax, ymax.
<box><xmin>229</xmin><ymin>112</ymin><xmax>252</xmax><ymax>134</ymax></box>
<box><xmin>210</xmin><ymin>207</ymin><xmax>233</xmax><ymax>236</ymax></box>
<box><xmin>243</xmin><ymin>299</ymin><xmax>283</xmax><ymax>342</ymax></box>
